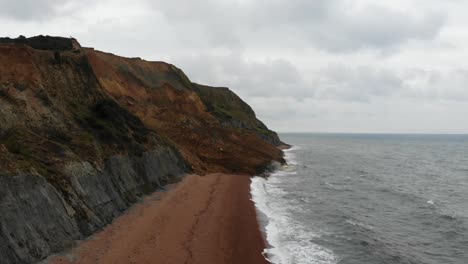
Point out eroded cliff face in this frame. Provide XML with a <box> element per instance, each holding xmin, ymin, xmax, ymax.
<box><xmin>0</xmin><ymin>35</ymin><xmax>284</xmax><ymax>263</ymax></box>
<box><xmin>0</xmin><ymin>149</ymin><xmax>186</xmax><ymax>264</ymax></box>
<box><xmin>0</xmin><ymin>36</ymin><xmax>190</xmax><ymax>264</ymax></box>
<box><xmin>85</xmin><ymin>48</ymin><xmax>284</xmax><ymax>174</ymax></box>
<box><xmin>192</xmin><ymin>83</ymin><xmax>285</xmax><ymax>146</ymax></box>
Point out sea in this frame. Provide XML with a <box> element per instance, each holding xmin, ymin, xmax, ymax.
<box><xmin>251</xmin><ymin>133</ymin><xmax>468</xmax><ymax>264</ymax></box>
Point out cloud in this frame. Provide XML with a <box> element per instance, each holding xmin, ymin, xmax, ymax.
<box><xmin>0</xmin><ymin>0</ymin><xmax>90</xmax><ymax>21</ymax></box>
<box><xmin>173</xmin><ymin>48</ymin><xmax>468</xmax><ymax>106</ymax></box>
<box><xmin>171</xmin><ymin>52</ymin><xmax>313</xmax><ymax>99</ymax></box>
<box><xmin>0</xmin><ymin>0</ymin><xmax>466</xmax><ymax>133</ymax></box>
<box><xmin>402</xmin><ymin>68</ymin><xmax>468</xmax><ymax>101</ymax></box>
<box><xmin>315</xmin><ymin>65</ymin><xmax>404</xmax><ymax>102</ymax></box>
<box><xmin>308</xmin><ymin>5</ymin><xmax>446</xmax><ymax>52</ymax></box>
<box><xmin>147</xmin><ymin>0</ymin><xmax>446</xmax><ymax>53</ymax></box>
<box><xmin>0</xmin><ymin>0</ymin><xmax>57</xmax><ymax>20</ymax></box>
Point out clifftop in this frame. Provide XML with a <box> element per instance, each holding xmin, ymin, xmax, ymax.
<box><xmin>0</xmin><ymin>35</ymin><xmax>81</xmax><ymax>51</ymax></box>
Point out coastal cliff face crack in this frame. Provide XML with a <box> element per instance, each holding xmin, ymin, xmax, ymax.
<box><xmin>182</xmin><ymin>174</ymin><xmax>221</xmax><ymax>264</ymax></box>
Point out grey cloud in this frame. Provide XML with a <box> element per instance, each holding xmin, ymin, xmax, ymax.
<box><xmin>148</xmin><ymin>0</ymin><xmax>245</xmax><ymax>49</ymax></box>
<box><xmin>246</xmin><ymin>1</ymin><xmax>445</xmax><ymax>52</ymax></box>
<box><xmin>171</xmin><ymin>53</ymin><xmax>314</xmax><ymax>99</ymax></box>
<box><xmin>249</xmin><ymin>0</ymin><xmax>332</xmax><ymax>25</ymax></box>
<box><xmin>176</xmin><ymin>50</ymin><xmax>468</xmax><ymax>107</ymax></box>
<box><xmin>316</xmin><ymin>65</ymin><xmax>404</xmax><ymax>102</ymax></box>
<box><xmin>314</xmin><ymin>65</ymin><xmax>468</xmax><ymax>103</ymax></box>
<box><xmin>5</xmin><ymin>0</ymin><xmax>445</xmax><ymax>53</ymax></box>
<box><xmin>0</xmin><ymin>0</ymin><xmax>66</xmax><ymax>20</ymax></box>
<box><xmin>148</xmin><ymin>0</ymin><xmax>446</xmax><ymax>53</ymax></box>
<box><xmin>311</xmin><ymin>6</ymin><xmax>446</xmax><ymax>52</ymax></box>
<box><xmin>402</xmin><ymin>68</ymin><xmax>468</xmax><ymax>101</ymax></box>
<box><xmin>0</xmin><ymin>0</ymin><xmax>465</xmax><ymax>133</ymax></box>
<box><xmin>0</xmin><ymin>0</ymin><xmax>94</xmax><ymax>21</ymax></box>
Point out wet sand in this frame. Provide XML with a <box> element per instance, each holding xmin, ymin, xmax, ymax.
<box><xmin>49</xmin><ymin>173</ymin><xmax>268</xmax><ymax>264</ymax></box>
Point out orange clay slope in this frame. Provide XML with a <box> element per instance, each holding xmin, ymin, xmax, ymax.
<box><xmin>85</xmin><ymin>48</ymin><xmax>284</xmax><ymax>175</ymax></box>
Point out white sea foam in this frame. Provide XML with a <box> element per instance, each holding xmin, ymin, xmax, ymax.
<box><xmin>345</xmin><ymin>219</ymin><xmax>374</xmax><ymax>230</ymax></box>
<box><xmin>251</xmin><ymin>146</ymin><xmax>338</xmax><ymax>264</ymax></box>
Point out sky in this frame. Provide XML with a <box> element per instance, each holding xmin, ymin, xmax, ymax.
<box><xmin>1</xmin><ymin>0</ymin><xmax>468</xmax><ymax>133</ymax></box>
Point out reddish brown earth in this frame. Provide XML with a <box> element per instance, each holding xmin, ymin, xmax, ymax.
<box><xmin>49</xmin><ymin>174</ymin><xmax>268</xmax><ymax>264</ymax></box>
<box><xmin>0</xmin><ymin>36</ymin><xmax>281</xmax><ymax>264</ymax></box>
<box><xmin>85</xmin><ymin>49</ymin><xmax>284</xmax><ymax>175</ymax></box>
<box><xmin>0</xmin><ymin>40</ymin><xmax>283</xmax><ymax>180</ymax></box>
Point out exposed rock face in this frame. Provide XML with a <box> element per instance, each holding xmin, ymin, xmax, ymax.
<box><xmin>0</xmin><ymin>36</ymin><xmax>285</xmax><ymax>263</ymax></box>
<box><xmin>0</xmin><ymin>173</ymin><xmax>81</xmax><ymax>264</ymax></box>
<box><xmin>85</xmin><ymin>49</ymin><xmax>284</xmax><ymax>174</ymax></box>
<box><xmin>0</xmin><ymin>148</ymin><xmax>186</xmax><ymax>264</ymax></box>
<box><xmin>192</xmin><ymin>83</ymin><xmax>285</xmax><ymax>146</ymax></box>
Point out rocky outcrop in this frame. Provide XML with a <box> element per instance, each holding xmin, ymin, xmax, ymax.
<box><xmin>0</xmin><ymin>148</ymin><xmax>187</xmax><ymax>264</ymax></box>
<box><xmin>0</xmin><ymin>173</ymin><xmax>80</xmax><ymax>264</ymax></box>
<box><xmin>0</xmin><ymin>35</ymin><xmax>285</xmax><ymax>263</ymax></box>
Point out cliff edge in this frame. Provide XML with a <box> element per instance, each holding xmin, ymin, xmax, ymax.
<box><xmin>0</xmin><ymin>35</ymin><xmax>284</xmax><ymax>264</ymax></box>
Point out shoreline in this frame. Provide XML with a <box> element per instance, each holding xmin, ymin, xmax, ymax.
<box><xmin>252</xmin><ymin>144</ymin><xmax>293</xmax><ymax>263</ymax></box>
<box><xmin>47</xmin><ymin>173</ymin><xmax>269</xmax><ymax>264</ymax></box>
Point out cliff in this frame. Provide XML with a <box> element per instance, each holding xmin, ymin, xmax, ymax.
<box><xmin>0</xmin><ymin>35</ymin><xmax>284</xmax><ymax>263</ymax></box>
<box><xmin>192</xmin><ymin>83</ymin><xmax>284</xmax><ymax>146</ymax></box>
<box><xmin>84</xmin><ymin>48</ymin><xmax>283</xmax><ymax>174</ymax></box>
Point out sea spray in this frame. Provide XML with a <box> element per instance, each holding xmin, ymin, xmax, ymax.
<box><xmin>251</xmin><ymin>147</ymin><xmax>337</xmax><ymax>264</ymax></box>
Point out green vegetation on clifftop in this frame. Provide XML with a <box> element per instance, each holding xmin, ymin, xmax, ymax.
<box><xmin>193</xmin><ymin>83</ymin><xmax>284</xmax><ymax>146</ymax></box>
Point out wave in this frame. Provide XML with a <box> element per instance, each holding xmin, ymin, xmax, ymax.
<box><xmin>251</xmin><ymin>146</ymin><xmax>338</xmax><ymax>264</ymax></box>
<box><xmin>344</xmin><ymin>219</ymin><xmax>375</xmax><ymax>231</ymax></box>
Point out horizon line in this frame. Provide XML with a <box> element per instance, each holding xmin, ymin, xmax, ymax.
<box><xmin>277</xmin><ymin>131</ymin><xmax>468</xmax><ymax>135</ymax></box>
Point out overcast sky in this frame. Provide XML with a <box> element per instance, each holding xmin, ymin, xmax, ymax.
<box><xmin>2</xmin><ymin>0</ymin><xmax>468</xmax><ymax>133</ymax></box>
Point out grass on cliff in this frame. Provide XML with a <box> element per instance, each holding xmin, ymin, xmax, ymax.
<box><xmin>0</xmin><ymin>86</ymin><xmax>22</xmax><ymax>105</ymax></box>
<box><xmin>210</xmin><ymin>104</ymin><xmax>251</xmax><ymax>122</ymax></box>
<box><xmin>0</xmin><ymin>128</ymin><xmax>61</xmax><ymax>177</ymax></box>
<box><xmin>254</xmin><ymin>126</ymin><xmax>274</xmax><ymax>136</ymax></box>
<box><xmin>1</xmin><ymin>129</ymin><xmax>33</xmax><ymax>157</ymax></box>
<box><xmin>73</xmin><ymin>99</ymin><xmax>149</xmax><ymax>149</ymax></box>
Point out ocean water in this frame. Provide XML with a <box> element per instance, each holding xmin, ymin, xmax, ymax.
<box><xmin>251</xmin><ymin>133</ymin><xmax>468</xmax><ymax>264</ymax></box>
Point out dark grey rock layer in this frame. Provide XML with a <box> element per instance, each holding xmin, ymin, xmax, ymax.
<box><xmin>0</xmin><ymin>147</ymin><xmax>188</xmax><ymax>264</ymax></box>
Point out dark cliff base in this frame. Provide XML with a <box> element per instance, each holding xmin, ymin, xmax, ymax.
<box><xmin>0</xmin><ymin>150</ymin><xmax>188</xmax><ymax>264</ymax></box>
<box><xmin>0</xmin><ymin>35</ymin><xmax>284</xmax><ymax>264</ymax></box>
